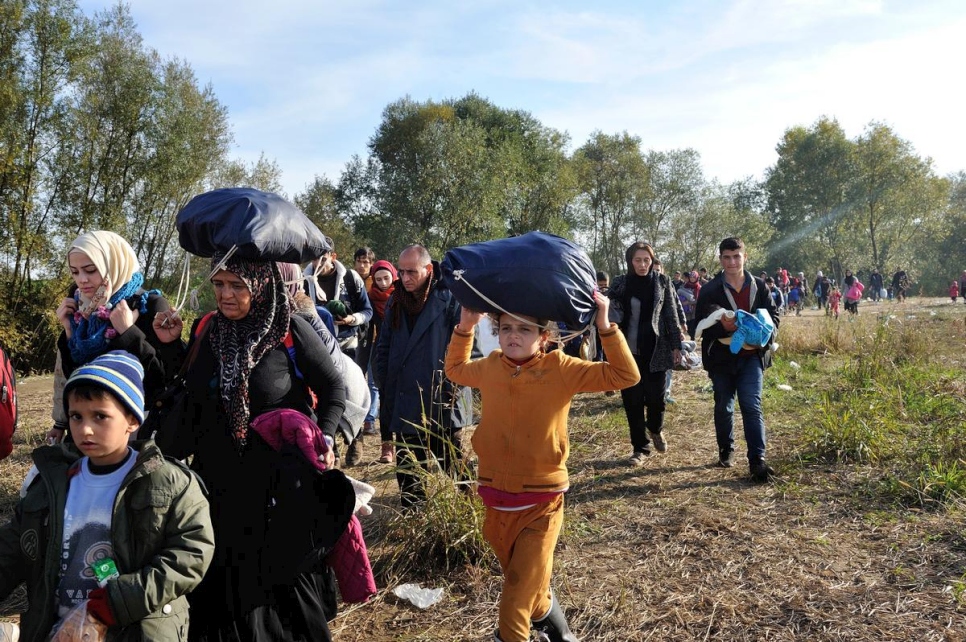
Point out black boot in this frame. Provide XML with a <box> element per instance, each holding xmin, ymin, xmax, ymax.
<box><xmin>532</xmin><ymin>594</ymin><xmax>579</xmax><ymax>642</ymax></box>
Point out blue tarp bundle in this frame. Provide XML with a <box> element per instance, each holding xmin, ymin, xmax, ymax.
<box><xmin>177</xmin><ymin>188</ymin><xmax>330</xmax><ymax>262</ymax></box>
<box><xmin>730</xmin><ymin>309</ymin><xmax>775</xmax><ymax>353</ymax></box>
<box><xmin>440</xmin><ymin>232</ymin><xmax>597</xmax><ymax>330</ymax></box>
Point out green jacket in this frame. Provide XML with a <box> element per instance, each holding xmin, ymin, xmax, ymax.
<box><xmin>0</xmin><ymin>441</ymin><xmax>214</xmax><ymax>642</ymax></box>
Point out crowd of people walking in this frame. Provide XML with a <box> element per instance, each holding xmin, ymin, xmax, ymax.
<box><xmin>0</xmin><ymin>209</ymin><xmax>957</xmax><ymax>642</ymax></box>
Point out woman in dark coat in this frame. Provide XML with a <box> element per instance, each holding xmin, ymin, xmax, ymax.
<box><xmin>155</xmin><ymin>255</ymin><xmax>350</xmax><ymax>642</ymax></box>
<box><xmin>608</xmin><ymin>242</ymin><xmax>682</xmax><ymax>465</ymax></box>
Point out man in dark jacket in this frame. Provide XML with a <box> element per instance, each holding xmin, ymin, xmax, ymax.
<box><xmin>373</xmin><ymin>244</ymin><xmax>474</xmax><ymax>507</ymax></box>
<box><xmin>869</xmin><ymin>268</ymin><xmax>884</xmax><ymax>302</ymax></box>
<box><xmin>695</xmin><ymin>237</ymin><xmax>779</xmax><ymax>482</ymax></box>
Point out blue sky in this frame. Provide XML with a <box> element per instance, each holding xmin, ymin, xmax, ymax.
<box><xmin>80</xmin><ymin>0</ymin><xmax>966</xmax><ymax>197</ymax></box>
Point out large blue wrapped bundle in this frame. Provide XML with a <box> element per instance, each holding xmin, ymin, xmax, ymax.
<box><xmin>177</xmin><ymin>187</ymin><xmax>330</xmax><ymax>262</ymax></box>
<box><xmin>440</xmin><ymin>232</ymin><xmax>597</xmax><ymax>330</ymax></box>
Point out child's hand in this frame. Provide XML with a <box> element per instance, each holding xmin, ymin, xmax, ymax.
<box><xmin>458</xmin><ymin>308</ymin><xmax>483</xmax><ymax>332</ymax></box>
<box><xmin>594</xmin><ymin>290</ymin><xmax>611</xmax><ymax>331</ymax></box>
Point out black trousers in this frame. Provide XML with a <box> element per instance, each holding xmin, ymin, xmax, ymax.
<box><xmin>620</xmin><ymin>353</ymin><xmax>668</xmax><ymax>453</ymax></box>
<box><xmin>395</xmin><ymin>426</ymin><xmax>465</xmax><ymax>507</ymax></box>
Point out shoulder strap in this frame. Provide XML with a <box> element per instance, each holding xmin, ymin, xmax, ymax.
<box><xmin>343</xmin><ymin>271</ymin><xmax>359</xmax><ymax>299</ymax></box>
<box><xmin>179</xmin><ymin>312</ymin><xmax>216</xmax><ymax>378</ymax></box>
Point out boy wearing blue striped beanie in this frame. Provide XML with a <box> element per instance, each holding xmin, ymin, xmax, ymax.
<box><xmin>0</xmin><ymin>350</ymin><xmax>214</xmax><ymax>642</ymax></box>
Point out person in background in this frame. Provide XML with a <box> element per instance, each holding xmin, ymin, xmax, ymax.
<box><xmin>671</xmin><ymin>271</ymin><xmax>685</xmax><ymax>292</ymax></box>
<box><xmin>765</xmin><ymin>277</ymin><xmax>785</xmax><ymax>316</ymax></box>
<box><xmin>653</xmin><ymin>259</ymin><xmax>687</xmax><ymax>405</ymax></box>
<box><xmin>353</xmin><ymin>247</ymin><xmax>375</xmax><ymax>291</ymax></box>
<box><xmin>367</xmin><ymin>260</ymin><xmax>398</xmax><ymax>464</ymax></box>
<box><xmin>892</xmin><ymin>268</ymin><xmax>908</xmax><ymax>302</ymax></box>
<box><xmin>949</xmin><ymin>280</ymin><xmax>959</xmax><ymax>303</ymax></box>
<box><xmin>958</xmin><ymin>270</ymin><xmax>966</xmax><ymax>305</ymax></box>
<box><xmin>869</xmin><ymin>268</ymin><xmax>884</xmax><ymax>303</ymax></box>
<box><xmin>304</xmin><ymin>238</ymin><xmax>373</xmax><ymax>465</ymax></box>
<box><xmin>352</xmin><ymin>247</ymin><xmax>379</xmax><ymax>440</ymax></box>
<box><xmin>828</xmin><ymin>285</ymin><xmax>842</xmax><ymax>318</ymax></box>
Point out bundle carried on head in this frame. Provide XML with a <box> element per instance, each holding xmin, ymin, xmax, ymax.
<box><xmin>440</xmin><ymin>232</ymin><xmax>597</xmax><ymax>330</ymax></box>
<box><xmin>176</xmin><ymin>187</ymin><xmax>330</xmax><ymax>262</ymax></box>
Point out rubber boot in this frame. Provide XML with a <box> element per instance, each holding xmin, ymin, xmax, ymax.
<box><xmin>531</xmin><ymin>594</ymin><xmax>579</xmax><ymax>642</ymax></box>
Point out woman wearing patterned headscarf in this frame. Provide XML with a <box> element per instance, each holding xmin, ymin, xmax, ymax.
<box><xmin>49</xmin><ymin>230</ymin><xmax>180</xmax><ymax>443</ymax></box>
<box><xmin>155</xmin><ymin>255</ymin><xmax>348</xmax><ymax>642</ymax></box>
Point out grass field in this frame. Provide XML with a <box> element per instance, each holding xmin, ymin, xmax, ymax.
<box><xmin>3</xmin><ymin>298</ymin><xmax>965</xmax><ymax>641</ymax></box>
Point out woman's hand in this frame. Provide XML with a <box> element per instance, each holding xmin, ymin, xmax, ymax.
<box><xmin>153</xmin><ymin>310</ymin><xmax>184</xmax><ymax>343</ymax></box>
<box><xmin>322</xmin><ymin>448</ymin><xmax>336</xmax><ymax>470</ymax></box>
<box><xmin>594</xmin><ymin>290</ymin><xmax>611</xmax><ymax>331</ymax></box>
<box><xmin>457</xmin><ymin>308</ymin><xmax>483</xmax><ymax>333</ymax></box>
<box><xmin>109</xmin><ymin>299</ymin><xmax>138</xmax><ymax>336</ymax></box>
<box><xmin>56</xmin><ymin>298</ymin><xmax>77</xmax><ymax>336</ymax></box>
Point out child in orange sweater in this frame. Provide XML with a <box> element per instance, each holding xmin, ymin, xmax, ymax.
<box><xmin>445</xmin><ymin>292</ymin><xmax>640</xmax><ymax>642</ymax></box>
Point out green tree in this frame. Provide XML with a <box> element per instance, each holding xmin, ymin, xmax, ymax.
<box><xmin>851</xmin><ymin>122</ymin><xmax>944</xmax><ymax>276</ymax></box>
<box><xmin>764</xmin><ymin>117</ymin><xmax>856</xmax><ymax>279</ymax></box>
<box><xmin>338</xmin><ymin>93</ymin><xmax>573</xmax><ymax>260</ymax></box>
<box><xmin>572</xmin><ymin>131</ymin><xmax>646</xmax><ymax>276</ymax></box>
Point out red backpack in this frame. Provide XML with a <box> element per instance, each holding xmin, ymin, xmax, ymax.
<box><xmin>0</xmin><ymin>346</ymin><xmax>17</xmax><ymax>460</ymax></box>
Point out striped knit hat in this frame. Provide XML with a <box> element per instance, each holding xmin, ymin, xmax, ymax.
<box><xmin>64</xmin><ymin>351</ymin><xmax>145</xmax><ymax>424</ymax></box>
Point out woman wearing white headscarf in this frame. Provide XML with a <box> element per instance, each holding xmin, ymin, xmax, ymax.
<box><xmin>49</xmin><ymin>230</ymin><xmax>180</xmax><ymax>441</ymax></box>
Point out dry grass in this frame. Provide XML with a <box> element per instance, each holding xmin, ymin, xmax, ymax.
<box><xmin>3</xmin><ymin>298</ymin><xmax>966</xmax><ymax>639</ymax></box>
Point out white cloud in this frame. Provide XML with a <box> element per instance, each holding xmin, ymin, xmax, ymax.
<box><xmin>78</xmin><ymin>0</ymin><xmax>966</xmax><ymax>197</ymax></box>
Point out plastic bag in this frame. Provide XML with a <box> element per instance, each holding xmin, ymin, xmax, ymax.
<box><xmin>392</xmin><ymin>583</ymin><xmax>444</xmax><ymax>608</ymax></box>
<box><xmin>50</xmin><ymin>601</ymin><xmax>107</xmax><ymax>642</ymax></box>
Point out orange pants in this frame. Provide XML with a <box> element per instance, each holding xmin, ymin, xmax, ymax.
<box><xmin>482</xmin><ymin>494</ymin><xmax>564</xmax><ymax>642</ymax></box>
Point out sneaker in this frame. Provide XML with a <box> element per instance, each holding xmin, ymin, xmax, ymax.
<box><xmin>750</xmin><ymin>459</ymin><xmax>775</xmax><ymax>483</ymax></box>
<box><xmin>362</xmin><ymin>420</ymin><xmax>377</xmax><ymax>436</ymax></box>
<box><xmin>650</xmin><ymin>431</ymin><xmax>667</xmax><ymax>453</ymax></box>
<box><xmin>0</xmin><ymin>622</ymin><xmax>20</xmax><ymax>642</ymax></box>
<box><xmin>378</xmin><ymin>441</ymin><xmax>395</xmax><ymax>464</ymax></box>
<box><xmin>604</xmin><ymin>390</ymin><xmax>616</xmax><ymax>397</ymax></box>
<box><xmin>717</xmin><ymin>449</ymin><xmax>734</xmax><ymax>468</ymax></box>
<box><xmin>629</xmin><ymin>450</ymin><xmax>650</xmax><ymax>466</ymax></box>
<box><xmin>345</xmin><ymin>436</ymin><xmax>364</xmax><ymax>467</ymax></box>
<box><xmin>664</xmin><ymin>394</ymin><xmax>676</xmax><ymax>405</ymax></box>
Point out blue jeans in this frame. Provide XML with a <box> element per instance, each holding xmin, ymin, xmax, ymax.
<box><xmin>365</xmin><ymin>367</ymin><xmax>379</xmax><ymax>424</ymax></box>
<box><xmin>710</xmin><ymin>357</ymin><xmax>767</xmax><ymax>462</ymax></box>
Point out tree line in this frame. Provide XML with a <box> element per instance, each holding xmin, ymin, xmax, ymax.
<box><xmin>3</xmin><ymin>2</ymin><xmax>964</xmax><ymax>372</ymax></box>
